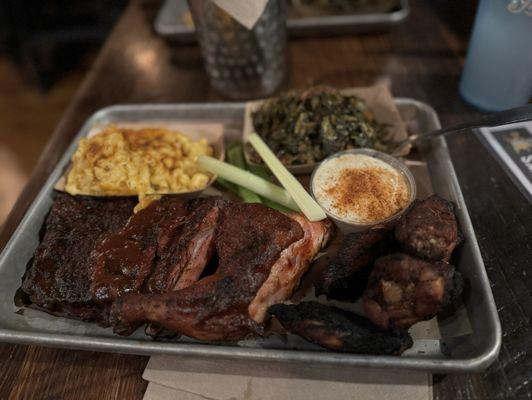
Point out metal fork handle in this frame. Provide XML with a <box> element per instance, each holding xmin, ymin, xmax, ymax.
<box><xmin>409</xmin><ymin>104</ymin><xmax>532</xmax><ymax>142</ymax></box>
<box><xmin>394</xmin><ymin>103</ymin><xmax>532</xmax><ymax>156</ymax></box>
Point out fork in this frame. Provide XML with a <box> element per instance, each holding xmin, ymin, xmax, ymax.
<box><xmin>392</xmin><ymin>104</ymin><xmax>532</xmax><ymax>157</ymax></box>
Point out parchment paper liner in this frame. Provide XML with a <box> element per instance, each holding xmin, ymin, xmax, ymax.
<box><xmin>54</xmin><ymin>121</ymin><xmax>225</xmax><ymax>197</ymax></box>
<box><xmin>243</xmin><ymin>85</ymin><xmax>408</xmax><ymax>174</ymax></box>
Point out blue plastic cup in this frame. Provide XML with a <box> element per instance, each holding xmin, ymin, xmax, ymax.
<box><xmin>459</xmin><ymin>0</ymin><xmax>532</xmax><ymax>111</ymax></box>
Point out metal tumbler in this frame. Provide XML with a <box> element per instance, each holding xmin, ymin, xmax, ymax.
<box><xmin>187</xmin><ymin>0</ymin><xmax>287</xmax><ymax>100</ymax></box>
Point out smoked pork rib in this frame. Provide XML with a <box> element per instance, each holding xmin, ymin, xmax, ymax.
<box><xmin>145</xmin><ymin>198</ymin><xmax>226</xmax><ymax>294</ymax></box>
<box><xmin>89</xmin><ymin>196</ymin><xmax>187</xmax><ymax>303</ymax></box>
<box><xmin>110</xmin><ymin>203</ymin><xmax>304</xmax><ymax>341</ymax></box>
<box><xmin>20</xmin><ymin>193</ymin><xmax>136</xmax><ymax>322</ymax></box>
<box><xmin>90</xmin><ymin>197</ymin><xmax>225</xmax><ymax>303</ymax></box>
<box><xmin>143</xmin><ymin>197</ymin><xmax>226</xmax><ymax>337</ymax></box>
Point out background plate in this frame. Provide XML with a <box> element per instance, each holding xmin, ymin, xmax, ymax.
<box><xmin>154</xmin><ymin>0</ymin><xmax>410</xmax><ymax>43</ymax></box>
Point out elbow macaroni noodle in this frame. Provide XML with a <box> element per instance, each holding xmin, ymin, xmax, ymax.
<box><xmin>65</xmin><ymin>125</ymin><xmax>213</xmax><ymax>208</ymax></box>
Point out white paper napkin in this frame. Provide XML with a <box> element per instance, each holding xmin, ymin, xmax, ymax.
<box><xmin>142</xmin><ymin>355</ymin><xmax>432</xmax><ymax>400</ymax></box>
<box><xmin>213</xmin><ymin>0</ymin><xmax>269</xmax><ymax>29</ymax></box>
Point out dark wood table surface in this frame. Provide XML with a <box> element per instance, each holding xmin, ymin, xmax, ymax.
<box><xmin>1</xmin><ymin>1</ymin><xmax>530</xmax><ymax>399</ymax></box>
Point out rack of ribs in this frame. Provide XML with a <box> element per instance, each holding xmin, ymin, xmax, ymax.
<box><xmin>19</xmin><ymin>193</ymin><xmax>136</xmax><ymax>323</ymax></box>
<box><xmin>110</xmin><ymin>203</ymin><xmax>333</xmax><ymax>342</ymax></box>
<box><xmin>19</xmin><ymin>194</ymin><xmax>223</xmax><ymax>324</ymax></box>
<box><xmin>20</xmin><ymin>194</ymin><xmax>332</xmax><ymax>341</ymax></box>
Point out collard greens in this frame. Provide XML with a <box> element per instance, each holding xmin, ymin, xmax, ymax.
<box><xmin>251</xmin><ymin>87</ymin><xmax>389</xmax><ymax>165</ymax></box>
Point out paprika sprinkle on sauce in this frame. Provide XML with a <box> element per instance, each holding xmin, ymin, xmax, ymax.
<box><xmin>312</xmin><ymin>152</ymin><xmax>411</xmax><ymax>224</ymax></box>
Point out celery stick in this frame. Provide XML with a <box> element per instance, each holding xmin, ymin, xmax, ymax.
<box><xmin>198</xmin><ymin>156</ymin><xmax>299</xmax><ymax>211</ymax></box>
<box><xmin>247</xmin><ymin>164</ymin><xmax>271</xmax><ymax>180</ymax></box>
<box><xmin>226</xmin><ymin>145</ymin><xmax>261</xmax><ymax>203</ymax></box>
<box><xmin>215</xmin><ymin>176</ymin><xmax>239</xmax><ymax>195</ymax></box>
<box><xmin>248</xmin><ymin>133</ymin><xmax>326</xmax><ymax>221</ymax></box>
<box><xmin>247</xmin><ymin>161</ymin><xmax>293</xmax><ymax>212</ymax></box>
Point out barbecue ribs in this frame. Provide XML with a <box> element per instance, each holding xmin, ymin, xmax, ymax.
<box><xmin>144</xmin><ymin>198</ymin><xmax>225</xmax><ymax>294</ymax></box>
<box><xmin>109</xmin><ymin>203</ymin><xmax>333</xmax><ymax>341</ymax></box>
<box><xmin>20</xmin><ymin>193</ymin><xmax>136</xmax><ymax>322</ymax></box>
<box><xmin>21</xmin><ymin>194</ymin><xmax>332</xmax><ymax>341</ymax></box>
<box><xmin>89</xmin><ymin>197</ymin><xmax>225</xmax><ymax>303</ymax></box>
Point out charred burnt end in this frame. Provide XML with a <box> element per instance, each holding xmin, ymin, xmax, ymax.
<box><xmin>395</xmin><ymin>195</ymin><xmax>461</xmax><ymax>262</ymax></box>
<box><xmin>362</xmin><ymin>253</ymin><xmax>456</xmax><ymax>330</ymax></box>
<box><xmin>315</xmin><ymin>227</ymin><xmax>396</xmax><ymax>301</ymax></box>
<box><xmin>19</xmin><ymin>193</ymin><xmax>136</xmax><ymax>324</ymax></box>
<box><xmin>269</xmin><ymin>302</ymin><xmax>412</xmax><ymax>355</ymax></box>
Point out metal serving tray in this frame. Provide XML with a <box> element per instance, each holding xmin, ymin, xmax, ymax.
<box><xmin>0</xmin><ymin>99</ymin><xmax>500</xmax><ymax>373</ymax></box>
<box><xmin>154</xmin><ymin>0</ymin><xmax>410</xmax><ymax>43</ymax></box>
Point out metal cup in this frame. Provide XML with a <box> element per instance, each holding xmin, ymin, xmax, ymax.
<box><xmin>188</xmin><ymin>0</ymin><xmax>288</xmax><ymax>100</ymax></box>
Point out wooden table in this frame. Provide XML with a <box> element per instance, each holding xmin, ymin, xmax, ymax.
<box><xmin>1</xmin><ymin>1</ymin><xmax>530</xmax><ymax>399</ymax></box>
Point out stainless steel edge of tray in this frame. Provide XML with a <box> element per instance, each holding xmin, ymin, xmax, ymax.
<box><xmin>154</xmin><ymin>0</ymin><xmax>410</xmax><ymax>43</ymax></box>
<box><xmin>0</xmin><ymin>99</ymin><xmax>501</xmax><ymax>373</ymax></box>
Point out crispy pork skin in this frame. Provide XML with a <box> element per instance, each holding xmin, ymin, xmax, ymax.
<box><xmin>20</xmin><ymin>193</ymin><xmax>136</xmax><ymax>322</ymax></box>
<box><xmin>315</xmin><ymin>228</ymin><xmax>394</xmax><ymax>301</ymax></box>
<box><xmin>363</xmin><ymin>253</ymin><xmax>455</xmax><ymax>330</ymax></box>
<box><xmin>269</xmin><ymin>302</ymin><xmax>412</xmax><ymax>355</ymax></box>
<box><xmin>110</xmin><ymin>203</ymin><xmax>304</xmax><ymax>341</ymax></box>
<box><xmin>248</xmin><ymin>214</ymin><xmax>334</xmax><ymax>323</ymax></box>
<box><xmin>395</xmin><ymin>195</ymin><xmax>460</xmax><ymax>262</ymax></box>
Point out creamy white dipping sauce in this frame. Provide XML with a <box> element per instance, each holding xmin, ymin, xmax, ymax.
<box><xmin>312</xmin><ymin>153</ymin><xmax>410</xmax><ymax>224</ymax></box>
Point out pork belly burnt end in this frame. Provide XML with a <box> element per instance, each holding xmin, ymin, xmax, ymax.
<box><xmin>248</xmin><ymin>214</ymin><xmax>334</xmax><ymax>323</ymax></box>
<box><xmin>110</xmin><ymin>203</ymin><xmax>304</xmax><ymax>342</ymax></box>
<box><xmin>395</xmin><ymin>195</ymin><xmax>460</xmax><ymax>262</ymax></box>
<box><xmin>20</xmin><ymin>193</ymin><xmax>136</xmax><ymax>322</ymax></box>
<box><xmin>315</xmin><ymin>228</ymin><xmax>394</xmax><ymax>301</ymax></box>
<box><xmin>363</xmin><ymin>253</ymin><xmax>455</xmax><ymax>330</ymax></box>
<box><xmin>269</xmin><ymin>302</ymin><xmax>412</xmax><ymax>355</ymax></box>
